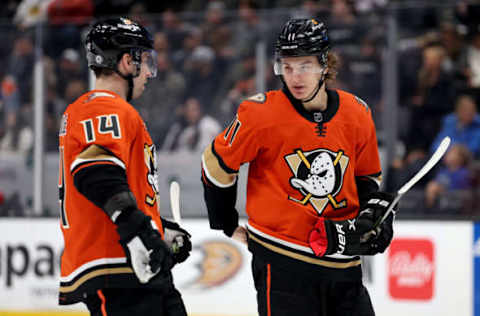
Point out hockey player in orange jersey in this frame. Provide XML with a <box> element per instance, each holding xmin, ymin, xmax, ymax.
<box><xmin>58</xmin><ymin>17</ymin><xmax>191</xmax><ymax>315</ymax></box>
<box><xmin>201</xmin><ymin>18</ymin><xmax>397</xmax><ymax>316</ymax></box>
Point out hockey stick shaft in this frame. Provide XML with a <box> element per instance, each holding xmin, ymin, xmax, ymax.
<box><xmin>169</xmin><ymin>181</ymin><xmax>182</xmax><ymax>225</ymax></box>
<box><xmin>373</xmin><ymin>136</ymin><xmax>451</xmax><ymax>229</ymax></box>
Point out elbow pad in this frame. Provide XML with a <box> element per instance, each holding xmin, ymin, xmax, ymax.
<box><xmin>73</xmin><ymin>164</ymin><xmax>130</xmax><ymax>210</ymax></box>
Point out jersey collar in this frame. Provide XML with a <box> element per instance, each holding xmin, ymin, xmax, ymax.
<box><xmin>282</xmin><ymin>86</ymin><xmax>339</xmax><ymax>123</ymax></box>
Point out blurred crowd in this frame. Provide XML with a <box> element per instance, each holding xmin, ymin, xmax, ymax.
<box><xmin>1</xmin><ymin>0</ymin><xmax>480</xmax><ymax>217</ymax></box>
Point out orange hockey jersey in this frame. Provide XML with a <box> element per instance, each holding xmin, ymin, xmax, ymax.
<box><xmin>202</xmin><ymin>88</ymin><xmax>381</xmax><ymax>279</ymax></box>
<box><xmin>58</xmin><ymin>90</ymin><xmax>164</xmax><ymax>304</ymax></box>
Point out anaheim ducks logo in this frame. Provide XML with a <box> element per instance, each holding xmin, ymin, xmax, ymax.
<box><xmin>285</xmin><ymin>148</ymin><xmax>349</xmax><ymax>215</ymax></box>
<box><xmin>187</xmin><ymin>240</ymin><xmax>242</xmax><ymax>289</ymax></box>
<box><xmin>144</xmin><ymin>143</ymin><xmax>159</xmax><ymax>206</ymax></box>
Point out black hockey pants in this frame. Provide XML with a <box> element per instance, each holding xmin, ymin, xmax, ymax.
<box><xmin>252</xmin><ymin>255</ymin><xmax>375</xmax><ymax>316</ymax></box>
<box><xmin>83</xmin><ymin>286</ymin><xmax>187</xmax><ymax>316</ymax></box>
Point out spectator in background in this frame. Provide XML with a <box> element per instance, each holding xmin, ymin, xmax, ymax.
<box><xmin>7</xmin><ymin>34</ymin><xmax>34</xmax><ymax>106</ymax></box>
<box><xmin>1</xmin><ymin>75</ymin><xmax>20</xmax><ymax>143</ymax></box>
<box><xmin>153</xmin><ymin>31</ymin><xmax>169</xmax><ymax>55</ymax></box>
<box><xmin>161</xmin><ymin>97</ymin><xmax>220</xmax><ymax>152</ymax></box>
<box><xmin>231</xmin><ymin>0</ymin><xmax>271</xmax><ymax>60</ymax></box>
<box><xmin>171</xmin><ymin>27</ymin><xmax>203</xmax><ymax>72</ymax></box>
<box><xmin>45</xmin><ymin>84</ymin><xmax>62</xmax><ymax>151</ymax></box>
<box><xmin>326</xmin><ymin>0</ymin><xmax>364</xmax><ymax>56</ymax></box>
<box><xmin>0</xmin><ymin>102</ymin><xmax>33</xmax><ymax>153</ymax></box>
<box><xmin>63</xmin><ymin>78</ymin><xmax>86</xmax><ymax>105</ymax></box>
<box><xmin>425</xmin><ymin>144</ymin><xmax>473</xmax><ymax>208</ymax></box>
<box><xmin>160</xmin><ymin>9</ymin><xmax>190</xmax><ymax>52</ymax></box>
<box><xmin>463</xmin><ymin>31</ymin><xmax>480</xmax><ymax>90</ymax></box>
<box><xmin>437</xmin><ymin>23</ymin><xmax>469</xmax><ymax>93</ymax></box>
<box><xmin>406</xmin><ymin>44</ymin><xmax>456</xmax><ymax>150</ymax></box>
<box><xmin>128</xmin><ymin>2</ymin><xmax>152</xmax><ymax>29</ymax></box>
<box><xmin>43</xmin><ymin>56</ymin><xmax>63</xmax><ymax>152</ymax></box>
<box><xmin>386</xmin><ymin>146</ymin><xmax>432</xmax><ymax>193</ymax></box>
<box><xmin>201</xmin><ymin>1</ymin><xmax>233</xmax><ymax>57</ymax></box>
<box><xmin>455</xmin><ymin>1</ymin><xmax>480</xmax><ymax>37</ymax></box>
<box><xmin>184</xmin><ymin>45</ymin><xmax>221</xmax><ymax>111</ymax></box>
<box><xmin>134</xmin><ymin>50</ymin><xmax>186</xmax><ymax>144</ymax></box>
<box><xmin>1</xmin><ymin>33</ymin><xmax>36</xmax><ymax>152</ymax></box>
<box><xmin>431</xmin><ymin>94</ymin><xmax>480</xmax><ymax>158</ymax></box>
<box><xmin>348</xmin><ymin>35</ymin><xmax>382</xmax><ymax>119</ymax></box>
<box><xmin>56</xmin><ymin>48</ymin><xmax>87</xmax><ymax>99</ymax></box>
<box><xmin>218</xmin><ymin>72</ymin><xmax>256</xmax><ymax>125</ymax></box>
<box><xmin>0</xmin><ymin>74</ymin><xmax>33</xmax><ymax>153</ymax></box>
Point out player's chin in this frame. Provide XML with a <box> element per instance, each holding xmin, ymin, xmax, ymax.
<box><xmin>291</xmin><ymin>90</ymin><xmax>307</xmax><ymax>99</ymax></box>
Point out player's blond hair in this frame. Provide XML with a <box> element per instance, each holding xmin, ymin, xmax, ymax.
<box><xmin>325</xmin><ymin>51</ymin><xmax>339</xmax><ymax>83</ymax></box>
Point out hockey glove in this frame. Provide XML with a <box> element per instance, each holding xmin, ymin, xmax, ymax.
<box><xmin>358</xmin><ymin>191</ymin><xmax>397</xmax><ymax>254</ymax></box>
<box><xmin>161</xmin><ymin>218</ymin><xmax>192</xmax><ymax>264</ymax></box>
<box><xmin>116</xmin><ymin>210</ymin><xmax>174</xmax><ymax>284</ymax></box>
<box><xmin>309</xmin><ymin>191</ymin><xmax>397</xmax><ymax>257</ymax></box>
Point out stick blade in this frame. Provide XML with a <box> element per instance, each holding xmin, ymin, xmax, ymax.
<box><xmin>397</xmin><ymin>136</ymin><xmax>451</xmax><ymax>195</ymax></box>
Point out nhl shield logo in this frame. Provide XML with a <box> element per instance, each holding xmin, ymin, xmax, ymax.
<box><xmin>284</xmin><ymin>148</ymin><xmax>349</xmax><ymax>215</ymax></box>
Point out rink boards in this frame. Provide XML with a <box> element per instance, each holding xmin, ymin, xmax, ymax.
<box><xmin>0</xmin><ymin>219</ymin><xmax>477</xmax><ymax>316</ymax></box>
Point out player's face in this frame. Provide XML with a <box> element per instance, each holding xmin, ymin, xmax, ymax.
<box><xmin>132</xmin><ymin>51</ymin><xmax>157</xmax><ymax>99</ymax></box>
<box><xmin>280</xmin><ymin>56</ymin><xmax>325</xmax><ymax>100</ymax></box>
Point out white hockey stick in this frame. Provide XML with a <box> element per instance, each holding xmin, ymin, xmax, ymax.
<box><xmin>366</xmin><ymin>136</ymin><xmax>451</xmax><ymax>237</ymax></box>
<box><xmin>169</xmin><ymin>181</ymin><xmax>182</xmax><ymax>225</ymax></box>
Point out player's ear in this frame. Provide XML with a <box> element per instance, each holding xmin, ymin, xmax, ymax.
<box><xmin>118</xmin><ymin>53</ymin><xmax>133</xmax><ymax>73</ymax></box>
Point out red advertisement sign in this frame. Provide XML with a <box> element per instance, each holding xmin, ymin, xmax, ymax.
<box><xmin>388</xmin><ymin>238</ymin><xmax>435</xmax><ymax>300</ymax></box>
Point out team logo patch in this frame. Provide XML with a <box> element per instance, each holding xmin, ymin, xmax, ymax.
<box><xmin>285</xmin><ymin>148</ymin><xmax>349</xmax><ymax>214</ymax></box>
<box><xmin>144</xmin><ymin>143</ymin><xmax>159</xmax><ymax>206</ymax></box>
<box><xmin>184</xmin><ymin>240</ymin><xmax>242</xmax><ymax>289</ymax></box>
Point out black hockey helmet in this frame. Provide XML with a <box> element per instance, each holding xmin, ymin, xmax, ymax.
<box><xmin>85</xmin><ymin>17</ymin><xmax>155</xmax><ymax>72</ymax></box>
<box><xmin>274</xmin><ymin>18</ymin><xmax>329</xmax><ymax>74</ymax></box>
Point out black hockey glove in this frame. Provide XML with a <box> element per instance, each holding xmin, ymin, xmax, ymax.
<box><xmin>309</xmin><ymin>191</ymin><xmax>397</xmax><ymax>256</ymax></box>
<box><xmin>104</xmin><ymin>191</ymin><xmax>174</xmax><ymax>284</ymax></box>
<box><xmin>116</xmin><ymin>210</ymin><xmax>174</xmax><ymax>283</ymax></box>
<box><xmin>161</xmin><ymin>218</ymin><xmax>192</xmax><ymax>264</ymax></box>
<box><xmin>358</xmin><ymin>191</ymin><xmax>397</xmax><ymax>254</ymax></box>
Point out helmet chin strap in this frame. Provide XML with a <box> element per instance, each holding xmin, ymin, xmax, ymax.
<box><xmin>301</xmin><ymin>69</ymin><xmax>326</xmax><ymax>103</ymax></box>
<box><xmin>302</xmin><ymin>80</ymin><xmax>322</xmax><ymax>103</ymax></box>
<box><xmin>115</xmin><ymin>63</ymin><xmax>140</xmax><ymax>102</ymax></box>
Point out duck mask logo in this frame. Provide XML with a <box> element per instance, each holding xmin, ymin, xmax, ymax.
<box><xmin>284</xmin><ymin>148</ymin><xmax>349</xmax><ymax>215</ymax></box>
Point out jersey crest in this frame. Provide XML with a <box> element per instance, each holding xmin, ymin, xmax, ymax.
<box><xmin>285</xmin><ymin>148</ymin><xmax>349</xmax><ymax>214</ymax></box>
<box><xmin>144</xmin><ymin>143</ymin><xmax>159</xmax><ymax>206</ymax></box>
